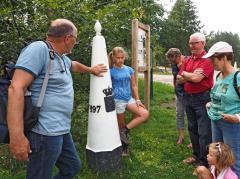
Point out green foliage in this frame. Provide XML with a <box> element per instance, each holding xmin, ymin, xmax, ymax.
<box><xmin>161</xmin><ymin>0</ymin><xmax>202</xmax><ymax>52</ymax></box>
<box><xmin>158</xmin><ymin>0</ymin><xmax>203</xmax><ymax>67</ymax></box>
<box><xmin>71</xmin><ymin>73</ymin><xmax>90</xmax><ymax>141</ymax></box>
<box><xmin>0</xmin><ymin>0</ymin><xmax>165</xmax><ymax>67</ymax></box>
<box><xmin>0</xmin><ymin>0</ymin><xmax>49</xmax><ymax>64</ymax></box>
<box><xmin>0</xmin><ymin>145</ymin><xmax>26</xmax><ymax>178</ymax></box>
<box><xmin>206</xmin><ymin>31</ymin><xmax>240</xmax><ymax>65</ymax></box>
<box><xmin>1</xmin><ymin>0</ymin><xmax>240</xmax><ymax>70</ymax></box>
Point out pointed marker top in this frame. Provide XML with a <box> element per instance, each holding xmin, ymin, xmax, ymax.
<box><xmin>94</xmin><ymin>20</ymin><xmax>102</xmax><ymax>36</ymax></box>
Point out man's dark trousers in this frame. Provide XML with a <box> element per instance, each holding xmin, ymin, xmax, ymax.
<box><xmin>184</xmin><ymin>91</ymin><xmax>212</xmax><ymax>166</ymax></box>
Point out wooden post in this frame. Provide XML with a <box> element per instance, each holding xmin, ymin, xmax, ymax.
<box><xmin>131</xmin><ymin>19</ymin><xmax>151</xmax><ymax>110</ymax></box>
<box><xmin>132</xmin><ymin>19</ymin><xmax>139</xmax><ymax>86</ymax></box>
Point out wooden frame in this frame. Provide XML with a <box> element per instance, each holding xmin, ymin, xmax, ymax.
<box><xmin>131</xmin><ymin>19</ymin><xmax>150</xmax><ymax>110</ymax></box>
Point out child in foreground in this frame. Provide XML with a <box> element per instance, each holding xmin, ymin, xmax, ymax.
<box><xmin>196</xmin><ymin>142</ymin><xmax>238</xmax><ymax>179</ymax></box>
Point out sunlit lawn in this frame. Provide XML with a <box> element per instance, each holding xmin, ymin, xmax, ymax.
<box><xmin>0</xmin><ymin>81</ymin><xmax>196</xmax><ymax>179</ymax></box>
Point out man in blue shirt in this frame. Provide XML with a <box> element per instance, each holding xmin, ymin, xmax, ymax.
<box><xmin>7</xmin><ymin>18</ymin><xmax>107</xmax><ymax>179</ymax></box>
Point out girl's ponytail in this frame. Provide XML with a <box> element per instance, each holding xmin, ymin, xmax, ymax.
<box><xmin>108</xmin><ymin>51</ymin><xmax>114</xmax><ymax>68</ymax></box>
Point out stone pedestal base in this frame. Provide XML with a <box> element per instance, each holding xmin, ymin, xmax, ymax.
<box><xmin>86</xmin><ymin>146</ymin><xmax>122</xmax><ymax>172</ymax></box>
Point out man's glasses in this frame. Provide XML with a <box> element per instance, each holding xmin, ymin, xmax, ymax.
<box><xmin>216</xmin><ymin>142</ymin><xmax>222</xmax><ymax>154</ymax></box>
<box><xmin>69</xmin><ymin>34</ymin><xmax>77</xmax><ymax>39</ymax></box>
<box><xmin>189</xmin><ymin>41</ymin><xmax>201</xmax><ymax>46</ymax></box>
<box><xmin>69</xmin><ymin>34</ymin><xmax>79</xmax><ymax>44</ymax></box>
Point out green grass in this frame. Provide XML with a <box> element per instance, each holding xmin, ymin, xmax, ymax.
<box><xmin>0</xmin><ymin>81</ymin><xmax>196</xmax><ymax>179</ymax></box>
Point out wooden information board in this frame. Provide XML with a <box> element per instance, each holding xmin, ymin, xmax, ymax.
<box><xmin>131</xmin><ymin>19</ymin><xmax>150</xmax><ymax>110</ymax></box>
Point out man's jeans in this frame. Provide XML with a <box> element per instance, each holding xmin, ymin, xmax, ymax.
<box><xmin>184</xmin><ymin>91</ymin><xmax>212</xmax><ymax>166</ymax></box>
<box><xmin>0</xmin><ymin>124</ymin><xmax>8</xmax><ymax>143</ymax></box>
<box><xmin>27</xmin><ymin>132</ymin><xmax>81</xmax><ymax>179</ymax></box>
<box><xmin>212</xmin><ymin>119</ymin><xmax>240</xmax><ymax>178</ymax></box>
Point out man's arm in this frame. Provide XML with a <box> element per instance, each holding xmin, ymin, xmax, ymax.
<box><xmin>71</xmin><ymin>61</ymin><xmax>107</xmax><ymax>76</ymax></box>
<box><xmin>176</xmin><ymin>59</ymin><xmax>187</xmax><ymax>84</ymax></box>
<box><xmin>176</xmin><ymin>74</ymin><xmax>187</xmax><ymax>84</ymax></box>
<box><xmin>180</xmin><ymin>70</ymin><xmax>205</xmax><ymax>83</ymax></box>
<box><xmin>177</xmin><ymin>68</ymin><xmax>205</xmax><ymax>84</ymax></box>
<box><xmin>7</xmin><ymin>69</ymin><xmax>34</xmax><ymax>161</ymax></box>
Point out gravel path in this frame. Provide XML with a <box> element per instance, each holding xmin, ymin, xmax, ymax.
<box><xmin>139</xmin><ymin>71</ymin><xmax>218</xmax><ymax>86</ymax></box>
<box><xmin>138</xmin><ymin>73</ymin><xmax>173</xmax><ymax>86</ymax></box>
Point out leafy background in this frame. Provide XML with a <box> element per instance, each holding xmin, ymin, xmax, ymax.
<box><xmin>1</xmin><ymin>0</ymin><xmax>240</xmax><ymax>69</ymax></box>
<box><xmin>1</xmin><ymin>0</ymin><xmax>240</xmax><ymax>178</ymax></box>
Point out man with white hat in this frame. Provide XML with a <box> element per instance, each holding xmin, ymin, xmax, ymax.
<box><xmin>177</xmin><ymin>32</ymin><xmax>214</xmax><ymax>170</ymax></box>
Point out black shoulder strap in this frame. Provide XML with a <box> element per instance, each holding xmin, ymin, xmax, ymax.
<box><xmin>216</xmin><ymin>72</ymin><xmax>221</xmax><ymax>80</ymax></box>
<box><xmin>233</xmin><ymin>71</ymin><xmax>240</xmax><ymax>98</ymax></box>
<box><xmin>43</xmin><ymin>40</ymin><xmax>65</xmax><ymax>73</ymax></box>
<box><xmin>43</xmin><ymin>41</ymin><xmax>55</xmax><ymax>60</ymax></box>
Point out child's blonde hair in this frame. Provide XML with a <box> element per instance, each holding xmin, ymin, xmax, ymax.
<box><xmin>108</xmin><ymin>47</ymin><xmax>127</xmax><ymax>68</ymax></box>
<box><xmin>209</xmin><ymin>142</ymin><xmax>235</xmax><ymax>171</ymax></box>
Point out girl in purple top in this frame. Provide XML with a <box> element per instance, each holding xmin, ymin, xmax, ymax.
<box><xmin>109</xmin><ymin>47</ymin><xmax>149</xmax><ymax>156</ymax></box>
<box><xmin>196</xmin><ymin>142</ymin><xmax>238</xmax><ymax>179</ymax></box>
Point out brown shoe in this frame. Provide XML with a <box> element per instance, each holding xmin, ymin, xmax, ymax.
<box><xmin>122</xmin><ymin>148</ymin><xmax>129</xmax><ymax>157</ymax></box>
<box><xmin>120</xmin><ymin>128</ymin><xmax>129</xmax><ymax>145</ymax></box>
<box><xmin>183</xmin><ymin>157</ymin><xmax>197</xmax><ymax>165</ymax></box>
<box><xmin>121</xmin><ymin>143</ymin><xmax>129</xmax><ymax>157</ymax></box>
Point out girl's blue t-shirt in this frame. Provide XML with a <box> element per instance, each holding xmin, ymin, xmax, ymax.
<box><xmin>208</xmin><ymin>72</ymin><xmax>240</xmax><ymax>120</ymax></box>
<box><xmin>110</xmin><ymin>65</ymin><xmax>134</xmax><ymax>101</ymax></box>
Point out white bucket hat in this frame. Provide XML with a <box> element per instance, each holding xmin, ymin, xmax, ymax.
<box><xmin>203</xmin><ymin>41</ymin><xmax>233</xmax><ymax>58</ymax></box>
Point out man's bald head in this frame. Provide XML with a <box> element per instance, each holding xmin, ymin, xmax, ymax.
<box><xmin>46</xmin><ymin>19</ymin><xmax>77</xmax><ymax>38</ymax></box>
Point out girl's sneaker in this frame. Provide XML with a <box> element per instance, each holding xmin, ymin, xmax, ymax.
<box><xmin>122</xmin><ymin>143</ymin><xmax>129</xmax><ymax>156</ymax></box>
